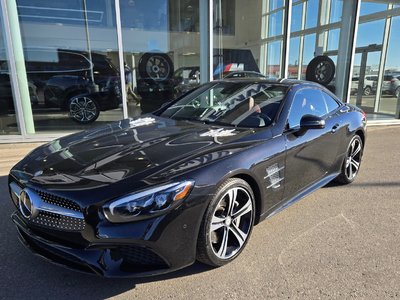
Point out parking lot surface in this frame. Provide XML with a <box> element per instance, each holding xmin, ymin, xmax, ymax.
<box><xmin>0</xmin><ymin>125</ymin><xmax>399</xmax><ymax>299</ymax></box>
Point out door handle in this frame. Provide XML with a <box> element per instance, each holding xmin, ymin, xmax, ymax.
<box><xmin>331</xmin><ymin>123</ymin><xmax>339</xmax><ymax>133</ymax></box>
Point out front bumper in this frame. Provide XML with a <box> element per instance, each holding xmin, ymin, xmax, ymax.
<box><xmin>11</xmin><ymin>201</ymin><xmax>205</xmax><ymax>278</ymax></box>
<box><xmin>12</xmin><ymin>211</ymin><xmax>199</xmax><ymax>277</ymax></box>
<box><xmin>9</xmin><ymin>179</ymin><xmax>210</xmax><ymax>277</ymax></box>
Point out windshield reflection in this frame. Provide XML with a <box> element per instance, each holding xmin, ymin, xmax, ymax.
<box><xmin>161</xmin><ymin>82</ymin><xmax>288</xmax><ymax>128</ymax></box>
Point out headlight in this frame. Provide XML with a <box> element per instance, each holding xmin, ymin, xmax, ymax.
<box><xmin>103</xmin><ymin>181</ymin><xmax>194</xmax><ymax>223</ymax></box>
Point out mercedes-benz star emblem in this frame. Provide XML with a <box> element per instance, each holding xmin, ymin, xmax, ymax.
<box><xmin>19</xmin><ymin>189</ymin><xmax>38</xmax><ymax>219</ymax></box>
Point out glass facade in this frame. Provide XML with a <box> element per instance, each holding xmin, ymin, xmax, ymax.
<box><xmin>0</xmin><ymin>0</ymin><xmax>399</xmax><ymax>140</ymax></box>
<box><xmin>350</xmin><ymin>1</ymin><xmax>400</xmax><ymax>120</ymax></box>
<box><xmin>0</xmin><ymin>3</ymin><xmax>19</xmax><ymax>134</ymax></box>
<box><xmin>121</xmin><ymin>0</ymin><xmax>201</xmax><ymax>114</ymax></box>
<box><xmin>15</xmin><ymin>0</ymin><xmax>124</xmax><ymax>133</ymax></box>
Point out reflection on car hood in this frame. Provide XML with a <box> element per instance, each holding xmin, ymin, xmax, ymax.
<box><xmin>11</xmin><ymin>116</ymin><xmax>259</xmax><ymax>193</ymax></box>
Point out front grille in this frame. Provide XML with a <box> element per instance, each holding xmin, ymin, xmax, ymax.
<box><xmin>35</xmin><ymin>190</ymin><xmax>81</xmax><ymax>212</ymax></box>
<box><xmin>30</xmin><ymin>211</ymin><xmax>86</xmax><ymax>231</ymax></box>
<box><xmin>111</xmin><ymin>246</ymin><xmax>168</xmax><ymax>270</ymax></box>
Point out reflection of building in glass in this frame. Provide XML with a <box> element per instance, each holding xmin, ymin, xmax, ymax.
<box><xmin>1</xmin><ymin>0</ymin><xmax>400</xmax><ymax>139</ymax></box>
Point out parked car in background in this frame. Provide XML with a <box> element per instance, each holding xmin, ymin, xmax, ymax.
<box><xmin>381</xmin><ymin>74</ymin><xmax>400</xmax><ymax>98</ymax></box>
<box><xmin>222</xmin><ymin>71</ymin><xmax>267</xmax><ymax>79</ymax></box>
<box><xmin>0</xmin><ymin>49</ymin><xmax>121</xmax><ymax>123</ymax></box>
<box><xmin>351</xmin><ymin>75</ymin><xmax>377</xmax><ymax>96</ymax></box>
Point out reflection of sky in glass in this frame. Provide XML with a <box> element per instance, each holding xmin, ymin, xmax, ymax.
<box><xmin>267</xmin><ymin>41</ymin><xmax>281</xmax><ymax>76</ymax></box>
<box><xmin>269</xmin><ymin>0</ymin><xmax>284</xmax><ymax>11</ymax></box>
<box><xmin>288</xmin><ymin>37</ymin><xmax>300</xmax><ymax>78</ymax></box>
<box><xmin>330</xmin><ymin>0</ymin><xmax>343</xmax><ymax>23</ymax></box>
<box><xmin>303</xmin><ymin>33</ymin><xmax>316</xmax><ymax>65</ymax></box>
<box><xmin>328</xmin><ymin>28</ymin><xmax>340</xmax><ymax>51</ymax></box>
<box><xmin>305</xmin><ymin>0</ymin><xmax>318</xmax><ymax>29</ymax></box>
<box><xmin>385</xmin><ymin>17</ymin><xmax>400</xmax><ymax>70</ymax></box>
<box><xmin>289</xmin><ymin>37</ymin><xmax>300</xmax><ymax>65</ymax></box>
<box><xmin>291</xmin><ymin>4</ymin><xmax>303</xmax><ymax>32</ymax></box>
<box><xmin>360</xmin><ymin>2</ymin><xmax>388</xmax><ymax>16</ymax></box>
<box><xmin>269</xmin><ymin>10</ymin><xmax>283</xmax><ymax>37</ymax></box>
<box><xmin>352</xmin><ymin>53</ymin><xmax>361</xmax><ymax>75</ymax></box>
<box><xmin>356</xmin><ymin>20</ymin><xmax>384</xmax><ymax>48</ymax></box>
<box><xmin>268</xmin><ymin>41</ymin><xmax>281</xmax><ymax>65</ymax></box>
<box><xmin>355</xmin><ymin>20</ymin><xmax>384</xmax><ymax>66</ymax></box>
<box><xmin>366</xmin><ymin>52</ymin><xmax>381</xmax><ymax>74</ymax></box>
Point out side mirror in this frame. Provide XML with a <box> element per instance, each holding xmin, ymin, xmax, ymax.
<box><xmin>300</xmin><ymin>114</ymin><xmax>325</xmax><ymax>130</ymax></box>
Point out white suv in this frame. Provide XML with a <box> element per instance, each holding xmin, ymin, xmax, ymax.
<box><xmin>351</xmin><ymin>75</ymin><xmax>377</xmax><ymax>96</ymax></box>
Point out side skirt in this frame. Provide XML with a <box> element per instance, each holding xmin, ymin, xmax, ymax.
<box><xmin>259</xmin><ymin>172</ymin><xmax>340</xmax><ymax>222</ymax></box>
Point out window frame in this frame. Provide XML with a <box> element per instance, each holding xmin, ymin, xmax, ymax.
<box><xmin>286</xmin><ymin>86</ymin><xmax>340</xmax><ymax>129</ymax></box>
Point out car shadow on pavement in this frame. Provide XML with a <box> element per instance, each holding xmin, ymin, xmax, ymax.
<box><xmin>0</xmin><ymin>175</ymin><xmax>212</xmax><ymax>299</ymax></box>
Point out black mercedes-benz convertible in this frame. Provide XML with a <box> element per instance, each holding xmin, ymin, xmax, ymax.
<box><xmin>8</xmin><ymin>79</ymin><xmax>366</xmax><ymax>277</ymax></box>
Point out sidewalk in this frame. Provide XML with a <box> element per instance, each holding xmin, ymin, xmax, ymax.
<box><xmin>0</xmin><ymin>143</ymin><xmax>43</xmax><ymax>176</ymax></box>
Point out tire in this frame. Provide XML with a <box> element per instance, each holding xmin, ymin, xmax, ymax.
<box><xmin>197</xmin><ymin>178</ymin><xmax>255</xmax><ymax>267</ymax></box>
<box><xmin>363</xmin><ymin>86</ymin><xmax>372</xmax><ymax>96</ymax></box>
<box><xmin>68</xmin><ymin>96</ymin><xmax>100</xmax><ymax>124</ymax></box>
<box><xmin>138</xmin><ymin>52</ymin><xmax>174</xmax><ymax>84</ymax></box>
<box><xmin>306</xmin><ymin>56</ymin><xmax>335</xmax><ymax>86</ymax></box>
<box><xmin>335</xmin><ymin>135</ymin><xmax>363</xmax><ymax>185</ymax></box>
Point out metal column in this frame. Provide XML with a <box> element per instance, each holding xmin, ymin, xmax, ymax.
<box><xmin>1</xmin><ymin>0</ymin><xmax>35</xmax><ymax>134</ymax></box>
<box><xmin>336</xmin><ymin>0</ymin><xmax>361</xmax><ymax>102</ymax></box>
<box><xmin>114</xmin><ymin>0</ymin><xmax>128</xmax><ymax>119</ymax></box>
<box><xmin>200</xmin><ymin>0</ymin><xmax>213</xmax><ymax>83</ymax></box>
<box><xmin>282</xmin><ymin>0</ymin><xmax>292</xmax><ymax>78</ymax></box>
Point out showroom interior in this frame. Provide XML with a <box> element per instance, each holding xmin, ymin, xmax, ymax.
<box><xmin>0</xmin><ymin>0</ymin><xmax>399</xmax><ymax>141</ymax></box>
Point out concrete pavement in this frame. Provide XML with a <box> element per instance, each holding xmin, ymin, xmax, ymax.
<box><xmin>0</xmin><ymin>126</ymin><xmax>399</xmax><ymax>299</ymax></box>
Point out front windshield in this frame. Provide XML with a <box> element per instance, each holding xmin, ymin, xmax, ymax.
<box><xmin>160</xmin><ymin>82</ymin><xmax>288</xmax><ymax>127</ymax></box>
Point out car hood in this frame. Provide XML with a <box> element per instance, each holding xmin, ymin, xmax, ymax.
<box><xmin>11</xmin><ymin>116</ymin><xmax>263</xmax><ymax>201</ymax></box>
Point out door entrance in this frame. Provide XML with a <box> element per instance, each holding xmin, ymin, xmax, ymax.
<box><xmin>350</xmin><ymin>44</ymin><xmax>383</xmax><ymax>113</ymax></box>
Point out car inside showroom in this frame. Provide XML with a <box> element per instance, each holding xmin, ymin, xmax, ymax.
<box><xmin>0</xmin><ymin>1</ymin><xmax>400</xmax><ymax>140</ymax></box>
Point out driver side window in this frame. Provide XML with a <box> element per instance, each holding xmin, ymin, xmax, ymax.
<box><xmin>287</xmin><ymin>88</ymin><xmax>327</xmax><ymax>128</ymax></box>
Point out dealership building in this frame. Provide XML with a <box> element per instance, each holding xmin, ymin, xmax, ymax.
<box><xmin>0</xmin><ymin>0</ymin><xmax>399</xmax><ymax>142</ymax></box>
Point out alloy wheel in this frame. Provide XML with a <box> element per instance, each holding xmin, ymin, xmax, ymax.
<box><xmin>69</xmin><ymin>97</ymin><xmax>98</xmax><ymax>123</ymax></box>
<box><xmin>345</xmin><ymin>137</ymin><xmax>362</xmax><ymax>180</ymax></box>
<box><xmin>145</xmin><ymin>55</ymin><xmax>171</xmax><ymax>81</ymax></box>
<box><xmin>209</xmin><ymin>187</ymin><xmax>253</xmax><ymax>260</ymax></box>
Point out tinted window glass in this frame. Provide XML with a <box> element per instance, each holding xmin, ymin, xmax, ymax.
<box><xmin>321</xmin><ymin>91</ymin><xmax>340</xmax><ymax>113</ymax></box>
<box><xmin>287</xmin><ymin>88</ymin><xmax>327</xmax><ymax>128</ymax></box>
<box><xmin>161</xmin><ymin>82</ymin><xmax>288</xmax><ymax>128</ymax></box>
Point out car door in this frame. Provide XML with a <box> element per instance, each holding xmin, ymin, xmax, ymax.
<box><xmin>283</xmin><ymin>88</ymin><xmax>342</xmax><ymax>200</ymax></box>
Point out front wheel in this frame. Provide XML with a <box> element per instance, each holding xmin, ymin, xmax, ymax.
<box><xmin>197</xmin><ymin>178</ymin><xmax>255</xmax><ymax>267</ymax></box>
<box><xmin>69</xmin><ymin>96</ymin><xmax>100</xmax><ymax>124</ymax></box>
<box><xmin>335</xmin><ymin>135</ymin><xmax>363</xmax><ymax>184</ymax></box>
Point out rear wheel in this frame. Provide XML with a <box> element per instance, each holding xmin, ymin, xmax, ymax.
<box><xmin>335</xmin><ymin>135</ymin><xmax>363</xmax><ymax>184</ymax></box>
<box><xmin>197</xmin><ymin>178</ymin><xmax>255</xmax><ymax>267</ymax></box>
<box><xmin>363</xmin><ymin>86</ymin><xmax>372</xmax><ymax>96</ymax></box>
<box><xmin>69</xmin><ymin>96</ymin><xmax>99</xmax><ymax>124</ymax></box>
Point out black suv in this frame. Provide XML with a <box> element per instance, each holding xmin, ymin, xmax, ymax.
<box><xmin>0</xmin><ymin>49</ymin><xmax>121</xmax><ymax>123</ymax></box>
